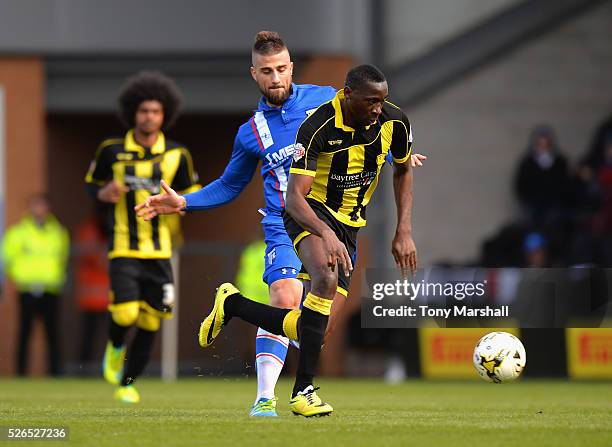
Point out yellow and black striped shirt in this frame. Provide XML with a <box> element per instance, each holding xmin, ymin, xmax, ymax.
<box><xmin>290</xmin><ymin>90</ymin><xmax>413</xmax><ymax>227</ymax></box>
<box><xmin>85</xmin><ymin>130</ymin><xmax>200</xmax><ymax>259</ymax></box>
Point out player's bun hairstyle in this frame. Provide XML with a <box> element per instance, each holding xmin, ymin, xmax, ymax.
<box><xmin>345</xmin><ymin>64</ymin><xmax>387</xmax><ymax>91</ymax></box>
<box><xmin>117</xmin><ymin>70</ymin><xmax>183</xmax><ymax>130</ymax></box>
<box><xmin>252</xmin><ymin>31</ymin><xmax>287</xmax><ymax>55</ymax></box>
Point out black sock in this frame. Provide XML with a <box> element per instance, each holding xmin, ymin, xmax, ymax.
<box><xmin>224</xmin><ymin>293</ymin><xmax>291</xmax><ymax>336</ymax></box>
<box><xmin>109</xmin><ymin>316</ymin><xmax>129</xmax><ymax>348</ymax></box>
<box><xmin>292</xmin><ymin>307</ymin><xmax>328</xmax><ymax>397</ymax></box>
<box><xmin>120</xmin><ymin>328</ymin><xmax>156</xmax><ymax>386</ymax></box>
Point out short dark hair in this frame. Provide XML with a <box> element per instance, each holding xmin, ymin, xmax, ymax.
<box><xmin>252</xmin><ymin>31</ymin><xmax>287</xmax><ymax>56</ymax></box>
<box><xmin>117</xmin><ymin>71</ymin><xmax>183</xmax><ymax>130</ymax></box>
<box><xmin>29</xmin><ymin>193</ymin><xmax>50</xmax><ymax>205</ymax></box>
<box><xmin>345</xmin><ymin>64</ymin><xmax>387</xmax><ymax>91</ymax></box>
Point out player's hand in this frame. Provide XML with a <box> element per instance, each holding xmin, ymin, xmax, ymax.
<box><xmin>135</xmin><ymin>180</ymin><xmax>186</xmax><ymax>220</ymax></box>
<box><xmin>97</xmin><ymin>180</ymin><xmax>129</xmax><ymax>203</ymax></box>
<box><xmin>391</xmin><ymin>232</ymin><xmax>417</xmax><ymax>278</ymax></box>
<box><xmin>321</xmin><ymin>229</ymin><xmax>353</xmax><ymax>276</ymax></box>
<box><xmin>410</xmin><ymin>153</ymin><xmax>427</xmax><ymax>168</ymax></box>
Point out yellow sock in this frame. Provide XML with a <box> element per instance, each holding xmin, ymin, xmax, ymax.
<box><xmin>282</xmin><ymin>309</ymin><xmax>301</xmax><ymax>341</ymax></box>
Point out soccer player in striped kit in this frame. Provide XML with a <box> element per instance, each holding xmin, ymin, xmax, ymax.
<box><xmin>137</xmin><ymin>31</ymin><xmax>426</xmax><ymax>416</ymax></box>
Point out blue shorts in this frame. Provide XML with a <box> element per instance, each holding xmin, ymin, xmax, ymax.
<box><xmin>262</xmin><ymin>215</ymin><xmax>302</xmax><ymax>286</ymax></box>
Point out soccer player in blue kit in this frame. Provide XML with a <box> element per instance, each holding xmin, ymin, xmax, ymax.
<box><xmin>136</xmin><ymin>31</ymin><xmax>426</xmax><ymax>416</ymax></box>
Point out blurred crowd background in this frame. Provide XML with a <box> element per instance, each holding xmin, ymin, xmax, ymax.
<box><xmin>0</xmin><ymin>0</ymin><xmax>611</xmax><ymax>381</ymax></box>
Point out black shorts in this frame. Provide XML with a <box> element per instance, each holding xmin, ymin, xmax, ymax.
<box><xmin>109</xmin><ymin>258</ymin><xmax>175</xmax><ymax>318</ymax></box>
<box><xmin>283</xmin><ymin>198</ymin><xmax>358</xmax><ymax>297</ymax></box>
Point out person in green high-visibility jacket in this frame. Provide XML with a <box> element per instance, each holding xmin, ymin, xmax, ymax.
<box><xmin>235</xmin><ymin>239</ymin><xmax>269</xmax><ymax>305</ymax></box>
<box><xmin>2</xmin><ymin>194</ymin><xmax>69</xmax><ymax>376</ymax></box>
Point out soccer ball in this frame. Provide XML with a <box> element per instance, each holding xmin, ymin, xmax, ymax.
<box><xmin>473</xmin><ymin>332</ymin><xmax>526</xmax><ymax>383</ymax></box>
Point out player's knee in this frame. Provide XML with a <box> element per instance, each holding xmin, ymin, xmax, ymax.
<box><xmin>269</xmin><ymin>279</ymin><xmax>301</xmax><ymax>308</ymax></box>
<box><xmin>111</xmin><ymin>302</ymin><xmax>140</xmax><ymax>327</ymax></box>
<box><xmin>136</xmin><ymin>311</ymin><xmax>161</xmax><ymax>332</ymax></box>
<box><xmin>309</xmin><ymin>270</ymin><xmax>337</xmax><ymax>298</ymax></box>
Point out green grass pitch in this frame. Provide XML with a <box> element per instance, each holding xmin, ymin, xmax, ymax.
<box><xmin>1</xmin><ymin>378</ymin><xmax>610</xmax><ymax>446</ymax></box>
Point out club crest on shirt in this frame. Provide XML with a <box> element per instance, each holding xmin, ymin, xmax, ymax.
<box><xmin>293</xmin><ymin>143</ymin><xmax>306</xmax><ymax>162</ymax></box>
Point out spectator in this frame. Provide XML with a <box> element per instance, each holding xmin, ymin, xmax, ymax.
<box><xmin>588</xmin><ymin>135</ymin><xmax>612</xmax><ymax>265</ymax></box>
<box><xmin>514</xmin><ymin>125</ymin><xmax>571</xmax><ymax>226</ymax></box>
<box><xmin>2</xmin><ymin>194</ymin><xmax>69</xmax><ymax>376</ymax></box>
<box><xmin>590</xmin><ymin>136</ymin><xmax>612</xmax><ymax>233</ymax></box>
<box><xmin>582</xmin><ymin>112</ymin><xmax>612</xmax><ymax>171</ymax></box>
<box><xmin>235</xmin><ymin>239</ymin><xmax>268</xmax><ymax>305</ymax></box>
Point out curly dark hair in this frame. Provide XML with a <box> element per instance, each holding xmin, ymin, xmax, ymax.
<box><xmin>117</xmin><ymin>71</ymin><xmax>183</xmax><ymax>130</ymax></box>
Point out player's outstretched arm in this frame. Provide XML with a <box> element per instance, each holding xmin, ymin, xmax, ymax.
<box><xmin>410</xmin><ymin>153</ymin><xmax>427</xmax><ymax>168</ymax></box>
<box><xmin>391</xmin><ymin>161</ymin><xmax>417</xmax><ymax>277</ymax></box>
<box><xmin>179</xmin><ymin>137</ymin><xmax>259</xmax><ymax>212</ymax></box>
<box><xmin>135</xmin><ymin>180</ymin><xmax>185</xmax><ymax>220</ymax></box>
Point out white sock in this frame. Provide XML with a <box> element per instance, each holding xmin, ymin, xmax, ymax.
<box><xmin>254</xmin><ymin>328</ymin><xmax>288</xmax><ymax>403</ymax></box>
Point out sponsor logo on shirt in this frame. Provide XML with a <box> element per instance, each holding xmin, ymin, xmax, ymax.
<box><xmin>264</xmin><ymin>144</ymin><xmax>297</xmax><ymax>168</ymax></box>
<box><xmin>124</xmin><ymin>175</ymin><xmax>160</xmax><ymax>193</ymax></box>
<box><xmin>329</xmin><ymin>171</ymin><xmax>377</xmax><ymax>189</ymax></box>
<box><xmin>292</xmin><ymin>143</ymin><xmax>306</xmax><ymax>162</ymax></box>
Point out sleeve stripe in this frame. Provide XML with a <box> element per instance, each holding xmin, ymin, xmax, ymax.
<box><xmin>99</xmin><ymin>138</ymin><xmax>124</xmax><ymax>148</ymax></box>
<box><xmin>289</xmin><ymin>168</ymin><xmax>316</xmax><ymax>177</ymax></box>
<box><xmin>393</xmin><ymin>152</ymin><xmax>411</xmax><ymax>164</ymax></box>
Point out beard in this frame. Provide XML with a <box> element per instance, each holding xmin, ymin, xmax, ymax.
<box><xmin>261</xmin><ymin>85</ymin><xmax>292</xmax><ymax>106</ymax></box>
